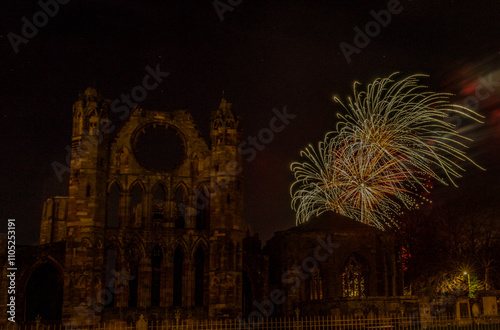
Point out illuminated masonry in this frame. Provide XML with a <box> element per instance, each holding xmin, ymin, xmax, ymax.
<box><xmin>24</xmin><ymin>87</ymin><xmax>245</xmax><ymax>324</ymax></box>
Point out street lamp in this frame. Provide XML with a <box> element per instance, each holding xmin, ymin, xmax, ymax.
<box><xmin>464</xmin><ymin>272</ymin><xmax>471</xmax><ymax>297</ymax></box>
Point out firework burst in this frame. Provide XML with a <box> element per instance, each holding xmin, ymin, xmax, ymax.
<box><xmin>291</xmin><ymin>138</ymin><xmax>413</xmax><ymax>228</ymax></box>
<box><xmin>333</xmin><ymin>73</ymin><xmax>483</xmax><ymax>188</ymax></box>
<box><xmin>291</xmin><ymin>73</ymin><xmax>483</xmax><ymax>228</ymax></box>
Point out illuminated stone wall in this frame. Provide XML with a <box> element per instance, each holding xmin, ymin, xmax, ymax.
<box><xmin>6</xmin><ymin>88</ymin><xmax>246</xmax><ymax>325</ymax></box>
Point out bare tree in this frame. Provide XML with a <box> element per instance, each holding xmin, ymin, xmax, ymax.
<box><xmin>396</xmin><ymin>178</ymin><xmax>500</xmax><ymax>296</ymax></box>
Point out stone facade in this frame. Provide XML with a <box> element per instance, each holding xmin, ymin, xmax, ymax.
<box><xmin>258</xmin><ymin>212</ymin><xmax>408</xmax><ymax>317</ymax></box>
<box><xmin>1</xmin><ymin>88</ymin><xmax>245</xmax><ymax>325</ymax></box>
<box><xmin>39</xmin><ymin>197</ymin><xmax>68</xmax><ymax>245</ymax></box>
<box><xmin>0</xmin><ymin>88</ymin><xmax>413</xmax><ymax>326</ymax></box>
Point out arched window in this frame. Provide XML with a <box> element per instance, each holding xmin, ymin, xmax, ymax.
<box><xmin>73</xmin><ymin>112</ymin><xmax>83</xmax><ymax>136</ymax></box>
<box><xmin>173</xmin><ymin>246</ymin><xmax>183</xmax><ymax>306</ymax></box>
<box><xmin>153</xmin><ymin>184</ymin><xmax>167</xmax><ymax>220</ymax></box>
<box><xmin>105</xmin><ymin>248</ymin><xmax>118</xmax><ymax>307</ymax></box>
<box><xmin>151</xmin><ymin>245</ymin><xmax>162</xmax><ymax>306</ymax></box>
<box><xmin>387</xmin><ymin>254</ymin><xmax>394</xmax><ymax>296</ymax></box>
<box><xmin>107</xmin><ymin>183</ymin><xmax>120</xmax><ymax>228</ymax></box>
<box><xmin>88</xmin><ymin>116</ymin><xmax>99</xmax><ymax>135</ymax></box>
<box><xmin>195</xmin><ymin>186</ymin><xmax>210</xmax><ymax>230</ymax></box>
<box><xmin>128</xmin><ymin>247</ymin><xmax>140</xmax><ymax>307</ymax></box>
<box><xmin>130</xmin><ymin>183</ymin><xmax>143</xmax><ymax>227</ymax></box>
<box><xmin>342</xmin><ymin>255</ymin><xmax>365</xmax><ymax>297</ymax></box>
<box><xmin>174</xmin><ymin>186</ymin><xmax>187</xmax><ymax>229</ymax></box>
<box><xmin>194</xmin><ymin>247</ymin><xmax>205</xmax><ymax>307</ymax></box>
<box><xmin>310</xmin><ymin>268</ymin><xmax>323</xmax><ymax>300</ymax></box>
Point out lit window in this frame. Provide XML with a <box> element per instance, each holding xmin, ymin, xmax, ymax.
<box><xmin>342</xmin><ymin>256</ymin><xmax>365</xmax><ymax>297</ymax></box>
<box><xmin>310</xmin><ymin>268</ymin><xmax>323</xmax><ymax>300</ymax></box>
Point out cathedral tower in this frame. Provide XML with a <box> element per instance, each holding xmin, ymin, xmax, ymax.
<box><xmin>208</xmin><ymin>98</ymin><xmax>245</xmax><ymax>317</ymax></box>
<box><xmin>63</xmin><ymin>87</ymin><xmax>110</xmax><ymax>324</ymax></box>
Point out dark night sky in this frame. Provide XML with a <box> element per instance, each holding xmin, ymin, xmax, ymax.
<box><xmin>1</xmin><ymin>0</ymin><xmax>500</xmax><ymax>245</ymax></box>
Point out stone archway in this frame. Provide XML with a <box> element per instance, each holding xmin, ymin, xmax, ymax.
<box><xmin>25</xmin><ymin>263</ymin><xmax>63</xmax><ymax>322</ymax></box>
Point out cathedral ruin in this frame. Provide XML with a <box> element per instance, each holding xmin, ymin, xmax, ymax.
<box><xmin>2</xmin><ymin>88</ymin><xmax>245</xmax><ymax>324</ymax></box>
<box><xmin>0</xmin><ymin>88</ymin><xmax>409</xmax><ymax>326</ymax></box>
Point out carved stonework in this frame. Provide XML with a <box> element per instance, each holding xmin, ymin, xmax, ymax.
<box><xmin>0</xmin><ymin>92</ymin><xmax>245</xmax><ymax>325</ymax></box>
<box><xmin>116</xmin><ymin>147</ymin><xmax>130</xmax><ymax>170</ymax></box>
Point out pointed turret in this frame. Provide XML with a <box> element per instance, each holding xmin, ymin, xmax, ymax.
<box><xmin>72</xmin><ymin>87</ymin><xmax>109</xmax><ymax>138</ymax></box>
<box><xmin>210</xmin><ymin>98</ymin><xmax>242</xmax><ymax>147</ymax></box>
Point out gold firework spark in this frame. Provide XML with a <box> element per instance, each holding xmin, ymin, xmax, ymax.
<box><xmin>291</xmin><ymin>138</ymin><xmax>413</xmax><ymax>228</ymax></box>
<box><xmin>333</xmin><ymin>73</ymin><xmax>484</xmax><ymax>188</ymax></box>
<box><xmin>291</xmin><ymin>73</ymin><xmax>483</xmax><ymax>228</ymax></box>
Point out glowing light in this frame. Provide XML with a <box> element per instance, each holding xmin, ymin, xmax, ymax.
<box><xmin>332</xmin><ymin>73</ymin><xmax>484</xmax><ymax>188</ymax></box>
<box><xmin>291</xmin><ymin>73</ymin><xmax>483</xmax><ymax>228</ymax></box>
<box><xmin>291</xmin><ymin>137</ymin><xmax>413</xmax><ymax>229</ymax></box>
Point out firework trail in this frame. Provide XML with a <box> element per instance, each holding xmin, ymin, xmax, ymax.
<box><xmin>291</xmin><ymin>137</ymin><xmax>412</xmax><ymax>228</ymax></box>
<box><xmin>291</xmin><ymin>73</ymin><xmax>483</xmax><ymax>228</ymax></box>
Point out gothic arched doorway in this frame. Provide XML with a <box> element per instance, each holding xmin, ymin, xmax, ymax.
<box><xmin>25</xmin><ymin>263</ymin><xmax>63</xmax><ymax>322</ymax></box>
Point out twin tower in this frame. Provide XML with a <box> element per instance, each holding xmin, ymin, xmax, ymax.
<box><xmin>40</xmin><ymin>88</ymin><xmax>245</xmax><ymax>324</ymax></box>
